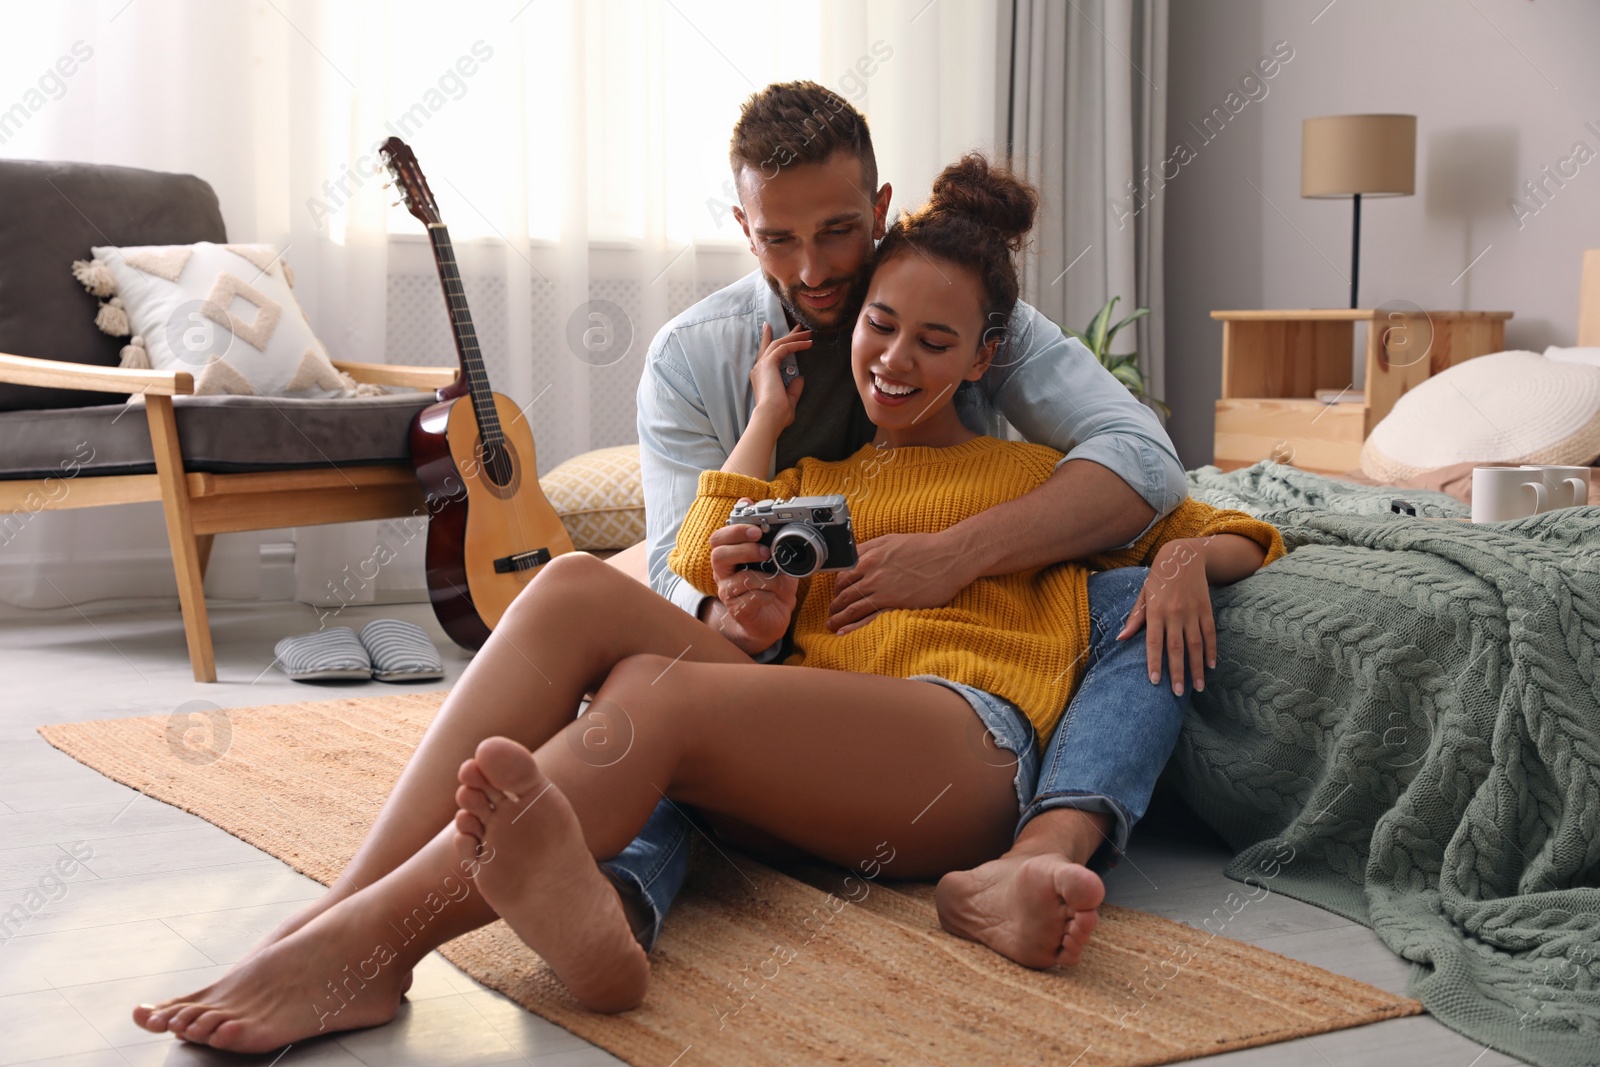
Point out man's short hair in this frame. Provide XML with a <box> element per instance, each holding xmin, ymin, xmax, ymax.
<box><xmin>729</xmin><ymin>80</ymin><xmax>878</xmax><ymax>196</ymax></box>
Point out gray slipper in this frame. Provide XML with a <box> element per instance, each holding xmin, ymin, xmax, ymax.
<box><xmin>275</xmin><ymin>627</ymin><xmax>372</xmax><ymax>681</ymax></box>
<box><xmin>359</xmin><ymin>619</ymin><xmax>444</xmax><ymax>683</ymax></box>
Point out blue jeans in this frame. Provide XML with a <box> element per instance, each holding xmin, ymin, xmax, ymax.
<box><xmin>599</xmin><ymin>565</ymin><xmax>1189</xmax><ymax>950</ymax></box>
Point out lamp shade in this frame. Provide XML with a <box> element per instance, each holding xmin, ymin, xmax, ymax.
<box><xmin>1301</xmin><ymin>114</ymin><xmax>1416</xmax><ymax>198</ymax></box>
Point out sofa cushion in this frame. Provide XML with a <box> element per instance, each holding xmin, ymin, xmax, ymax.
<box><xmin>0</xmin><ymin>392</ymin><xmax>434</xmax><ymax>479</ymax></box>
<box><xmin>0</xmin><ymin>159</ymin><xmax>226</xmax><ymax>412</ymax></box>
<box><xmin>77</xmin><ymin>241</ymin><xmax>370</xmax><ymax>398</ymax></box>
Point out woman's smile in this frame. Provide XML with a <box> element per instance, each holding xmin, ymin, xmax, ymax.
<box><xmin>871</xmin><ymin>372</ymin><xmax>920</xmax><ymax>405</ymax></box>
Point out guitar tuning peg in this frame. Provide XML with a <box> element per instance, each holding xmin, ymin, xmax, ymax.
<box><xmin>382</xmin><ymin>180</ymin><xmax>393</xmax><ymax>190</ymax></box>
<box><xmin>391</xmin><ymin>199</ymin><xmax>402</xmax><ymax>207</ymax></box>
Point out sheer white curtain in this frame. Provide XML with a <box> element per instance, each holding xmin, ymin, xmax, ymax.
<box><xmin>0</xmin><ymin>0</ymin><xmax>998</xmax><ymax>611</ymax></box>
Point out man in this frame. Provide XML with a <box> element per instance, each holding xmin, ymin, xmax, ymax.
<box><xmin>605</xmin><ymin>80</ymin><xmax>1188</xmax><ymax>969</ymax></box>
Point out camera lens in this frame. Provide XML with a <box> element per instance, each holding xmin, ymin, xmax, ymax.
<box><xmin>770</xmin><ymin>525</ymin><xmax>825</xmax><ymax>577</ymax></box>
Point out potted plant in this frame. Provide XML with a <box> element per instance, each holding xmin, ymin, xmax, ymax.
<box><xmin>1060</xmin><ymin>296</ymin><xmax>1169</xmax><ymax>419</ymax></box>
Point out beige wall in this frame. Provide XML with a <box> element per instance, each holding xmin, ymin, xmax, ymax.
<box><xmin>1162</xmin><ymin>0</ymin><xmax>1600</xmax><ymax>467</ymax></box>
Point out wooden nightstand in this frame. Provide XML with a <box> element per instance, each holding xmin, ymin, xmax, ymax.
<box><xmin>1210</xmin><ymin>308</ymin><xmax>1513</xmax><ymax>473</ymax></box>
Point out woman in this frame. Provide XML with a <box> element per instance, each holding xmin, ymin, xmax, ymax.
<box><xmin>132</xmin><ymin>154</ymin><xmax>1284</xmax><ymax>1052</ymax></box>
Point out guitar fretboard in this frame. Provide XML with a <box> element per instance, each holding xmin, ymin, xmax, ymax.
<box><xmin>427</xmin><ymin>224</ymin><xmax>502</xmax><ymax>447</ymax></box>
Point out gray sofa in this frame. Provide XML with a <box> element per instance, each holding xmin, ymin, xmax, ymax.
<box><xmin>0</xmin><ymin>159</ymin><xmax>455</xmax><ymax>681</ymax></box>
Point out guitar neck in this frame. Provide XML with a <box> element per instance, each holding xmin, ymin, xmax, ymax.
<box><xmin>427</xmin><ymin>224</ymin><xmax>503</xmax><ymax>442</ymax></box>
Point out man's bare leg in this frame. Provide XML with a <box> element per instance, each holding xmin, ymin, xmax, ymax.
<box><xmin>934</xmin><ymin>808</ymin><xmax>1109</xmax><ymax>969</ymax></box>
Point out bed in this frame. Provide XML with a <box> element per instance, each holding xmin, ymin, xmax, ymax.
<box><xmin>1171</xmin><ymin>252</ymin><xmax>1600</xmax><ymax>1067</ymax></box>
<box><xmin>1175</xmin><ymin>455</ymin><xmax>1599</xmax><ymax>1064</ymax></box>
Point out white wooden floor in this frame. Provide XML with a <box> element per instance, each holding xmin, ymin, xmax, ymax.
<box><xmin>0</xmin><ymin>595</ymin><xmax>1527</xmax><ymax>1067</ymax></box>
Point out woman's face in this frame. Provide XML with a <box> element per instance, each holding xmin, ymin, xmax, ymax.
<box><xmin>850</xmin><ymin>252</ymin><xmax>996</xmax><ymax>433</ymax></box>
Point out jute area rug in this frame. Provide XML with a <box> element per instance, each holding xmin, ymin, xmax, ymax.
<box><xmin>39</xmin><ymin>692</ymin><xmax>1422</xmax><ymax>1067</ymax></box>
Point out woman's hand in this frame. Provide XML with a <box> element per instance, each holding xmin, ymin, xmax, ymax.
<box><xmin>722</xmin><ymin>323</ymin><xmax>810</xmax><ymax>478</ymax></box>
<box><xmin>708</xmin><ymin>498</ymin><xmax>800</xmax><ymax>654</ymax></box>
<box><xmin>750</xmin><ymin>322</ymin><xmax>809</xmax><ymax>429</ymax></box>
<box><xmin>1115</xmin><ymin>539</ymin><xmax>1216</xmax><ymax>696</ymax></box>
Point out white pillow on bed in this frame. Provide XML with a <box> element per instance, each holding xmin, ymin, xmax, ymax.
<box><xmin>1360</xmin><ymin>350</ymin><xmax>1600</xmax><ymax>481</ymax></box>
<box><xmin>1545</xmin><ymin>344</ymin><xmax>1600</xmax><ymax>367</ymax></box>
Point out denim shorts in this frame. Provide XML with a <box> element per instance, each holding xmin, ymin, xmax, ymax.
<box><xmin>909</xmin><ymin>674</ymin><xmax>1040</xmax><ymax>813</ymax></box>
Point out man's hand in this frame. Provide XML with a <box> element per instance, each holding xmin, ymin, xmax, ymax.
<box><xmin>1115</xmin><ymin>538</ymin><xmax>1216</xmax><ymax>696</ymax></box>
<box><xmin>705</xmin><ymin>498</ymin><xmax>799</xmax><ymax>655</ymax></box>
<box><xmin>826</xmin><ymin>530</ymin><xmax>973</xmax><ymax>634</ymax></box>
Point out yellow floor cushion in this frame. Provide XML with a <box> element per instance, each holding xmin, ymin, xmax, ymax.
<box><xmin>539</xmin><ymin>443</ymin><xmax>645</xmax><ymax>551</ymax></box>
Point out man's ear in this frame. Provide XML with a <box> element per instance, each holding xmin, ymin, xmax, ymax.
<box><xmin>871</xmin><ymin>183</ymin><xmax>892</xmax><ymax>241</ymax></box>
<box><xmin>731</xmin><ymin>203</ymin><xmax>756</xmax><ymax>257</ymax></box>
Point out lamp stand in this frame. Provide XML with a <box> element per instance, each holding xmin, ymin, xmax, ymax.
<box><xmin>1349</xmin><ymin>192</ymin><xmax>1361</xmax><ymax>309</ymax></box>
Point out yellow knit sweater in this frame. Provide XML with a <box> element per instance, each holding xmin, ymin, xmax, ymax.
<box><xmin>670</xmin><ymin>436</ymin><xmax>1286</xmax><ymax>747</ymax></box>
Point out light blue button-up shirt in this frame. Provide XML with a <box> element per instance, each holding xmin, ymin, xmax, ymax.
<box><xmin>635</xmin><ymin>270</ymin><xmax>1186</xmax><ymax>621</ymax></box>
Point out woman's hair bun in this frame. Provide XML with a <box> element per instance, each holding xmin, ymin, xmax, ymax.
<box><xmin>926</xmin><ymin>153</ymin><xmax>1038</xmax><ymax>252</ymax></box>
<box><xmin>874</xmin><ymin>151</ymin><xmax>1038</xmax><ymax>329</ymax></box>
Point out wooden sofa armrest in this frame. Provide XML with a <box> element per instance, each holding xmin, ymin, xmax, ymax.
<box><xmin>331</xmin><ymin>360</ymin><xmax>458</xmax><ymax>391</ymax></box>
<box><xmin>0</xmin><ymin>351</ymin><xmax>192</xmax><ymax>395</ymax></box>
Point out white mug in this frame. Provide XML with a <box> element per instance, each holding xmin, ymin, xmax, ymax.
<box><xmin>1520</xmin><ymin>465</ymin><xmax>1591</xmax><ymax>510</ymax></box>
<box><xmin>1472</xmin><ymin>467</ymin><xmax>1547</xmax><ymax>523</ymax></box>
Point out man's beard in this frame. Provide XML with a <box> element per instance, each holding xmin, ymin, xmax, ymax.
<box><xmin>764</xmin><ymin>270</ymin><xmax>870</xmax><ymax>337</ymax></box>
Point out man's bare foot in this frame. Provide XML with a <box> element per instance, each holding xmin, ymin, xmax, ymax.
<box><xmin>453</xmin><ymin>736</ymin><xmax>649</xmax><ymax>1013</ymax></box>
<box><xmin>131</xmin><ymin>894</ymin><xmax>410</xmax><ymax>1052</ymax></box>
<box><xmin>935</xmin><ymin>852</ymin><xmax>1105</xmax><ymax>969</ymax></box>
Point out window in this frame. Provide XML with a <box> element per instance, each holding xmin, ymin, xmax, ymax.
<box><xmin>322</xmin><ymin>0</ymin><xmax>823</xmax><ymax>244</ymax></box>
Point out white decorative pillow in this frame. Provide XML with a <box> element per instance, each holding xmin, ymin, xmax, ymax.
<box><xmin>71</xmin><ymin>242</ymin><xmax>380</xmax><ymax>398</ymax></box>
<box><xmin>1361</xmin><ymin>350</ymin><xmax>1600</xmax><ymax>480</ymax></box>
<box><xmin>538</xmin><ymin>444</ymin><xmax>645</xmax><ymax>551</ymax></box>
<box><xmin>1544</xmin><ymin>344</ymin><xmax>1600</xmax><ymax>367</ymax></box>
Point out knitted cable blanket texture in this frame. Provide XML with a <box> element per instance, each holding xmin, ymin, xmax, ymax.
<box><xmin>1178</xmin><ymin>462</ymin><xmax>1600</xmax><ymax>1067</ymax></box>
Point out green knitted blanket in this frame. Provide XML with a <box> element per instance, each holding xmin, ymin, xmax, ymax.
<box><xmin>1178</xmin><ymin>462</ymin><xmax>1599</xmax><ymax>1066</ymax></box>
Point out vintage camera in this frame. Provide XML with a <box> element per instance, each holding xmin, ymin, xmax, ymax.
<box><xmin>726</xmin><ymin>494</ymin><xmax>858</xmax><ymax>578</ymax></box>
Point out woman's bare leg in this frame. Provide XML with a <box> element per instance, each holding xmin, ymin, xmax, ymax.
<box><xmin>135</xmin><ymin>773</ymin><xmax>648</xmax><ymax>1047</ymax></box>
<box><xmin>133</xmin><ymin>823</ymin><xmax>558</xmax><ymax>1050</ymax></box>
<box><xmin>134</xmin><ymin>656</ymin><xmax>1018</xmax><ymax>1049</ymax></box>
<box><xmin>251</xmin><ymin>554</ymin><xmax>749</xmax><ymax>945</ymax></box>
<box><xmin>546</xmin><ymin>656</ymin><xmax>1021</xmax><ymax>871</ymax></box>
<box><xmin>453</xmin><ymin>655</ymin><xmax>1021</xmax><ymax>1004</ymax></box>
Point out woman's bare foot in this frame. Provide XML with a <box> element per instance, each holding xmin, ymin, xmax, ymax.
<box><xmin>453</xmin><ymin>736</ymin><xmax>649</xmax><ymax>1012</ymax></box>
<box><xmin>131</xmin><ymin>894</ymin><xmax>411</xmax><ymax>1052</ymax></box>
<box><xmin>249</xmin><ymin>892</ymin><xmax>415</xmax><ymax>996</ymax></box>
<box><xmin>935</xmin><ymin>852</ymin><xmax>1105</xmax><ymax>968</ymax></box>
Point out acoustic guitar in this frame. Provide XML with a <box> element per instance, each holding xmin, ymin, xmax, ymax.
<box><xmin>379</xmin><ymin>136</ymin><xmax>574</xmax><ymax>650</ymax></box>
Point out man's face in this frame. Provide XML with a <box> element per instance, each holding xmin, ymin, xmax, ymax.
<box><xmin>733</xmin><ymin>150</ymin><xmax>892</xmax><ymax>336</ymax></box>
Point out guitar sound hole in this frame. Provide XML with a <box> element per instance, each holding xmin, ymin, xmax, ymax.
<box><xmin>480</xmin><ymin>439</ymin><xmax>516</xmax><ymax>488</ymax></box>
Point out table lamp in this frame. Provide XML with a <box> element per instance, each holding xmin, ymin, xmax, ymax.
<box><xmin>1301</xmin><ymin>114</ymin><xmax>1416</xmax><ymax>308</ymax></box>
